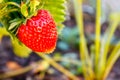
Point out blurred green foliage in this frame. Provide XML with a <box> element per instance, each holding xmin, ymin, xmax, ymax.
<box><xmin>60</xmin><ymin>27</ymin><xmax>79</xmax><ymax>49</ymax></box>
<box><xmin>53</xmin><ymin>52</ymin><xmax>83</xmax><ymax>75</ymax></box>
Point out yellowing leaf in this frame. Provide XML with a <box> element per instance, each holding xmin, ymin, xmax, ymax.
<box><xmin>0</xmin><ymin>27</ymin><xmax>31</xmax><ymax>58</ymax></box>
<box><xmin>0</xmin><ymin>27</ymin><xmax>10</xmax><ymax>40</ymax></box>
<box><xmin>12</xmin><ymin>38</ymin><xmax>32</xmax><ymax>58</ymax></box>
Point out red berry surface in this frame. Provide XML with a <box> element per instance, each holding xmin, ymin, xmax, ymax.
<box><xmin>17</xmin><ymin>10</ymin><xmax>57</xmax><ymax>53</ymax></box>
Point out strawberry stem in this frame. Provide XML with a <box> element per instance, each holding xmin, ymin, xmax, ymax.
<box><xmin>36</xmin><ymin>52</ymin><xmax>79</xmax><ymax>80</ymax></box>
<box><xmin>6</xmin><ymin>2</ymin><xmax>20</xmax><ymax>8</ymax></box>
<box><xmin>0</xmin><ymin>60</ymin><xmax>42</xmax><ymax>79</ymax></box>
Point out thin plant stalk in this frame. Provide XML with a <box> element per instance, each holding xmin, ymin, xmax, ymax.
<box><xmin>0</xmin><ymin>61</ymin><xmax>42</xmax><ymax>79</ymax></box>
<box><xmin>73</xmin><ymin>0</ymin><xmax>94</xmax><ymax>80</ymax></box>
<box><xmin>101</xmin><ymin>13</ymin><xmax>120</xmax><ymax>61</ymax></box>
<box><xmin>98</xmin><ymin>19</ymin><xmax>119</xmax><ymax>79</ymax></box>
<box><xmin>6</xmin><ymin>2</ymin><xmax>20</xmax><ymax>8</ymax></box>
<box><xmin>95</xmin><ymin>0</ymin><xmax>101</xmax><ymax>73</ymax></box>
<box><xmin>36</xmin><ymin>53</ymin><xmax>79</xmax><ymax>80</ymax></box>
<box><xmin>103</xmin><ymin>42</ymin><xmax>120</xmax><ymax>80</ymax></box>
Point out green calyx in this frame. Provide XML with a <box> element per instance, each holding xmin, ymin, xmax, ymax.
<box><xmin>0</xmin><ymin>0</ymin><xmax>41</xmax><ymax>35</ymax></box>
<box><xmin>0</xmin><ymin>0</ymin><xmax>66</xmax><ymax>36</ymax></box>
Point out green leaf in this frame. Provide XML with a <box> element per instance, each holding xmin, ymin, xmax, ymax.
<box><xmin>12</xmin><ymin>38</ymin><xmax>32</xmax><ymax>58</ymax></box>
<box><xmin>40</xmin><ymin>0</ymin><xmax>66</xmax><ymax>34</ymax></box>
<box><xmin>21</xmin><ymin>2</ymin><xmax>28</xmax><ymax>17</ymax></box>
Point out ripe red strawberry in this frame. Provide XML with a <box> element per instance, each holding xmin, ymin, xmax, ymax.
<box><xmin>17</xmin><ymin>10</ymin><xmax>58</xmax><ymax>53</ymax></box>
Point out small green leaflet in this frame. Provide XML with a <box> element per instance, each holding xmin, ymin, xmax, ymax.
<box><xmin>21</xmin><ymin>2</ymin><xmax>28</xmax><ymax>17</ymax></box>
<box><xmin>9</xmin><ymin>19</ymin><xmax>22</xmax><ymax>30</ymax></box>
<box><xmin>30</xmin><ymin>0</ymin><xmax>40</xmax><ymax>14</ymax></box>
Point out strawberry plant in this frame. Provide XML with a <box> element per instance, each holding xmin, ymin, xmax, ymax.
<box><xmin>1</xmin><ymin>0</ymin><xmax>120</xmax><ymax>80</ymax></box>
<box><xmin>0</xmin><ymin>0</ymin><xmax>66</xmax><ymax>55</ymax></box>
